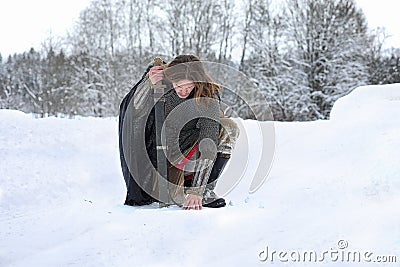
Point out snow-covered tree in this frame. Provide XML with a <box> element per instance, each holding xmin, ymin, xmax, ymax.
<box><xmin>240</xmin><ymin>0</ymin><xmax>303</xmax><ymax>120</ymax></box>
<box><xmin>370</xmin><ymin>48</ymin><xmax>400</xmax><ymax>85</ymax></box>
<box><xmin>285</xmin><ymin>0</ymin><xmax>370</xmax><ymax>119</ymax></box>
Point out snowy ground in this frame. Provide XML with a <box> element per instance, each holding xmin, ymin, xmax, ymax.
<box><xmin>1</xmin><ymin>84</ymin><xmax>399</xmax><ymax>266</ymax></box>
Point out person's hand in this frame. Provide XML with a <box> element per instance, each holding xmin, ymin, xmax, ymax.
<box><xmin>148</xmin><ymin>66</ymin><xmax>164</xmax><ymax>85</ymax></box>
<box><xmin>183</xmin><ymin>194</ymin><xmax>203</xmax><ymax>210</ymax></box>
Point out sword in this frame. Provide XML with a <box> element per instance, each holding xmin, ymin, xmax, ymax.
<box><xmin>152</xmin><ymin>57</ymin><xmax>169</xmax><ymax>207</ymax></box>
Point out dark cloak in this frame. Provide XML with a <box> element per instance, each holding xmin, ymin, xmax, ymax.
<box><xmin>118</xmin><ymin>65</ymin><xmax>160</xmax><ymax>206</ymax></box>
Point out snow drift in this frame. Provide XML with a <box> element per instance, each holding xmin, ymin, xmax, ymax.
<box><xmin>0</xmin><ymin>84</ymin><xmax>399</xmax><ymax>266</ymax></box>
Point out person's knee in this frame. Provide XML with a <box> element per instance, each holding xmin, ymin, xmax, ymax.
<box><xmin>222</xmin><ymin>118</ymin><xmax>240</xmax><ymax>141</ymax></box>
<box><xmin>226</xmin><ymin>119</ymin><xmax>240</xmax><ymax>140</ymax></box>
<box><xmin>217</xmin><ymin>118</ymin><xmax>240</xmax><ymax>154</ymax></box>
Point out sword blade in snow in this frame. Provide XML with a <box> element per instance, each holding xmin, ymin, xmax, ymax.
<box><xmin>152</xmin><ymin>57</ymin><xmax>169</xmax><ymax>207</ymax></box>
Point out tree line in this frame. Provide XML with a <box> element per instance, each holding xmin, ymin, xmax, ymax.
<box><xmin>0</xmin><ymin>0</ymin><xmax>399</xmax><ymax>120</ymax></box>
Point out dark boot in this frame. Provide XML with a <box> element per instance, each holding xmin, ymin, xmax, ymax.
<box><xmin>202</xmin><ymin>153</ymin><xmax>230</xmax><ymax>208</ymax></box>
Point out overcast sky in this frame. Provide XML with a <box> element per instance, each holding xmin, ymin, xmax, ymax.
<box><xmin>0</xmin><ymin>0</ymin><xmax>92</xmax><ymax>57</ymax></box>
<box><xmin>0</xmin><ymin>0</ymin><xmax>399</xmax><ymax>58</ymax></box>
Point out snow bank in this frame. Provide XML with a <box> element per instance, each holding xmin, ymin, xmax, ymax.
<box><xmin>328</xmin><ymin>83</ymin><xmax>400</xmax><ymax>200</ymax></box>
<box><xmin>0</xmin><ymin>83</ymin><xmax>399</xmax><ymax>266</ymax></box>
<box><xmin>330</xmin><ymin>83</ymin><xmax>400</xmax><ymax>124</ymax></box>
<box><xmin>0</xmin><ymin>110</ymin><xmax>124</xmax><ymax>214</ymax></box>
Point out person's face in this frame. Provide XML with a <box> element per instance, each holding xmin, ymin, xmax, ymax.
<box><xmin>173</xmin><ymin>79</ymin><xmax>195</xmax><ymax>98</ymax></box>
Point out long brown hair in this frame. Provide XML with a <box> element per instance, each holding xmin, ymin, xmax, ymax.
<box><xmin>163</xmin><ymin>55</ymin><xmax>220</xmax><ymax>101</ymax></box>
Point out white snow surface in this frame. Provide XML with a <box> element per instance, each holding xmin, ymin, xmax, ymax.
<box><xmin>1</xmin><ymin>84</ymin><xmax>399</xmax><ymax>266</ymax></box>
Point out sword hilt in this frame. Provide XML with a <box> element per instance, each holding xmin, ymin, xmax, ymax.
<box><xmin>153</xmin><ymin>57</ymin><xmax>164</xmax><ymax>67</ymax></box>
<box><xmin>152</xmin><ymin>57</ymin><xmax>166</xmax><ymax>97</ymax></box>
